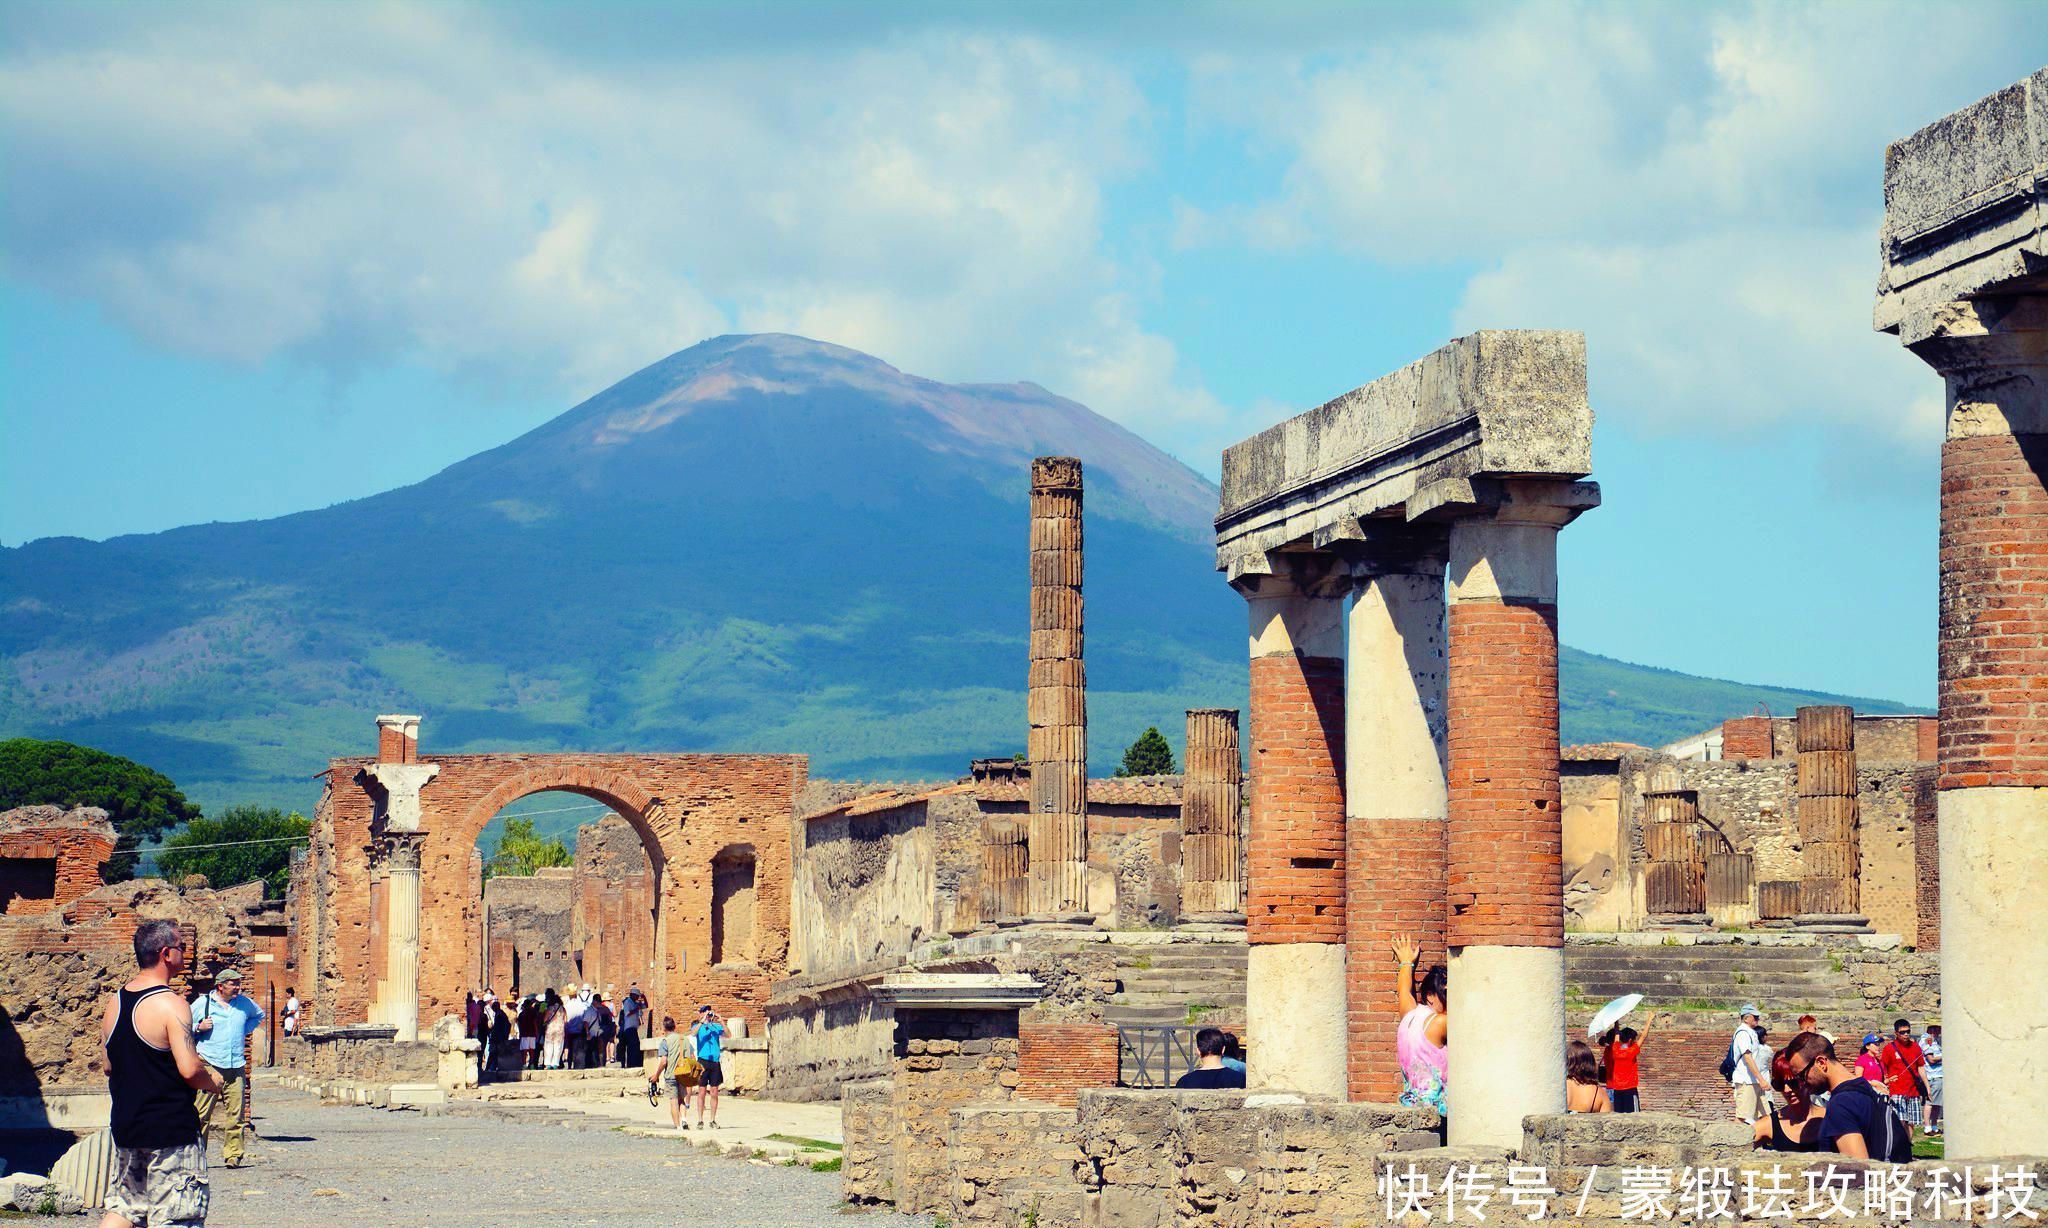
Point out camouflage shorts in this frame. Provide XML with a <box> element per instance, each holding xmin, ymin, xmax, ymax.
<box><xmin>105</xmin><ymin>1141</ymin><xmax>208</xmax><ymax>1227</ymax></box>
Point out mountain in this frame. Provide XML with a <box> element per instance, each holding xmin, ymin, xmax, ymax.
<box><xmin>0</xmin><ymin>335</ymin><xmax>1919</xmax><ymax>816</ymax></box>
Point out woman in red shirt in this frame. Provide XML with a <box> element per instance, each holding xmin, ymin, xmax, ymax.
<box><xmin>1600</xmin><ymin>1023</ymin><xmax>1646</xmax><ymax>1113</ymax></box>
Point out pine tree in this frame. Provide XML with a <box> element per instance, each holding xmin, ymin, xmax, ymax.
<box><xmin>1116</xmin><ymin>726</ymin><xmax>1177</xmax><ymax>777</ymax></box>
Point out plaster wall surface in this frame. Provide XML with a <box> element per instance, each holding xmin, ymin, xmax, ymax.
<box><xmin>1446</xmin><ymin>944</ymin><xmax>1564</xmax><ymax>1149</ymax></box>
<box><xmin>1245</xmin><ymin>941</ymin><xmax>1346</xmax><ymax>1097</ymax></box>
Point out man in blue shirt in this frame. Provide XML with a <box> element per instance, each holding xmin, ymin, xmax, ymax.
<box><xmin>690</xmin><ymin>1005</ymin><xmax>726</xmax><ymax>1130</ymax></box>
<box><xmin>192</xmin><ymin>966</ymin><xmax>265</xmax><ymax>1167</ymax></box>
<box><xmin>1782</xmin><ymin>1032</ymin><xmax>1912</xmax><ymax>1163</ymax></box>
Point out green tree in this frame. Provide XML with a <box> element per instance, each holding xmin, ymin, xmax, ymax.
<box><xmin>484</xmin><ymin>816</ymin><xmax>572</xmax><ymax>878</ymax></box>
<box><xmin>1115</xmin><ymin>726</ymin><xmax>1177</xmax><ymax>777</ymax></box>
<box><xmin>154</xmin><ymin>805</ymin><xmax>310</xmax><ymax>897</ymax></box>
<box><xmin>0</xmin><ymin>738</ymin><xmax>203</xmax><ymax>879</ymax></box>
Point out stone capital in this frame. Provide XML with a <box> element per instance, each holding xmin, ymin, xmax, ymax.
<box><xmin>357</xmin><ymin>761</ymin><xmax>440</xmax><ymax>833</ymax></box>
<box><xmin>375</xmin><ymin>830</ymin><xmax>426</xmax><ymax>872</ymax></box>
<box><xmin>1318</xmin><ymin>520</ymin><xmax>1450</xmax><ymax>583</ymax></box>
<box><xmin>1407</xmin><ymin>477</ymin><xmax>1601</xmax><ymax>528</ymax></box>
<box><xmin>1901</xmin><ymin>295</ymin><xmax>2048</xmax><ymax>438</ymax></box>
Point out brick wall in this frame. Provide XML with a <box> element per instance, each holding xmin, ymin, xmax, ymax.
<box><xmin>1938</xmin><ymin>431</ymin><xmax>2048</xmax><ymax>789</ymax></box>
<box><xmin>1446</xmin><ymin>602</ymin><xmax>1562</xmax><ymax>947</ymax></box>
<box><xmin>1630</xmin><ymin>1024</ymin><xmax>1738</xmax><ymax>1120</ymax></box>
<box><xmin>307</xmin><ymin>746</ymin><xmax>803</xmax><ymax>1032</ymax></box>
<box><xmin>0</xmin><ymin>806</ymin><xmax>117</xmax><ymax>917</ymax></box>
<box><xmin>574</xmin><ymin>817</ymin><xmax>655</xmax><ymax>992</ymax></box>
<box><xmin>1016</xmin><ymin>1017</ymin><xmax>1118</xmax><ymax>1107</ymax></box>
<box><xmin>1246</xmin><ymin>653</ymin><xmax>1346</xmax><ymax>945</ymax></box>
<box><xmin>1721</xmin><ymin>717</ymin><xmax>1773</xmax><ymax>762</ymax></box>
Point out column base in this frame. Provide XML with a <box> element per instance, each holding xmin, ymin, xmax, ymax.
<box><xmin>1646</xmin><ymin>913</ymin><xmax>1712</xmax><ymax>930</ymax></box>
<box><xmin>1939</xmin><ymin>786</ymin><xmax>2048</xmax><ymax>1159</ymax></box>
<box><xmin>1246</xmin><ymin>942</ymin><xmax>1347</xmax><ymax>1099</ymax></box>
<box><xmin>1446</xmin><ymin>945</ymin><xmax>1564</xmax><ymax>1149</ymax></box>
<box><xmin>1791</xmin><ymin>914</ymin><xmax>1871</xmax><ymax>934</ymax></box>
<box><xmin>1177</xmin><ymin>912</ymin><xmax>1247</xmax><ymax>929</ymax></box>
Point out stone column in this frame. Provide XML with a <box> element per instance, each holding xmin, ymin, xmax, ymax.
<box><xmin>1794</xmin><ymin>704</ymin><xmax>1865</xmax><ymax>927</ymax></box>
<box><xmin>1027</xmin><ymin>456</ymin><xmax>1089</xmax><ymax>920</ymax></box>
<box><xmin>379</xmin><ymin>831</ymin><xmax>425</xmax><ymax>1043</ymax></box>
<box><xmin>1442</xmin><ymin>485</ymin><xmax>1592</xmax><ymax>1147</ymax></box>
<box><xmin>1239</xmin><ymin>567</ymin><xmax>1348</xmax><ymax>1097</ymax></box>
<box><xmin>1642</xmin><ymin>790</ymin><xmax>1706</xmax><ymax>926</ymax></box>
<box><xmin>979</xmin><ymin>814</ymin><xmax>1030</xmax><ymax>923</ymax></box>
<box><xmin>1340</xmin><ymin>531</ymin><xmax>1448</xmax><ymax>1102</ymax></box>
<box><xmin>1900</xmin><ymin>296</ymin><xmax>2048</xmax><ymax>1159</ymax></box>
<box><xmin>1181</xmin><ymin>707</ymin><xmax>1244</xmax><ymax>919</ymax></box>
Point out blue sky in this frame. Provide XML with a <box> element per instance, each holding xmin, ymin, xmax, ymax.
<box><xmin>5</xmin><ymin>2</ymin><xmax>2045</xmax><ymax>707</ymax></box>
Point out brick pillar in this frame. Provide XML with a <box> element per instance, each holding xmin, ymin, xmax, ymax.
<box><xmin>1027</xmin><ymin>456</ymin><xmax>1088</xmax><ymax>920</ymax></box>
<box><xmin>1794</xmin><ymin>705</ymin><xmax>1865</xmax><ymax>926</ymax></box>
<box><xmin>376</xmin><ymin>714</ymin><xmax>420</xmax><ymax>764</ymax></box>
<box><xmin>1240</xmin><ymin>569</ymin><xmax>1347</xmax><ymax>1097</ymax></box>
<box><xmin>1340</xmin><ymin>536</ymin><xmax>1448</xmax><ymax>1102</ymax></box>
<box><xmin>1443</xmin><ymin>488</ymin><xmax>1589</xmax><ymax>1148</ymax></box>
<box><xmin>1181</xmin><ymin>707</ymin><xmax>1244</xmax><ymax>919</ymax></box>
<box><xmin>1720</xmin><ymin>717</ymin><xmax>1772</xmax><ymax>762</ymax></box>
<box><xmin>1903</xmin><ymin>296</ymin><xmax>2048</xmax><ymax>1159</ymax></box>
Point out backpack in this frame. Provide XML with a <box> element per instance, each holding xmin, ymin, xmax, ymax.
<box><xmin>1719</xmin><ymin>1039</ymin><xmax>1739</xmax><ymax>1083</ymax></box>
<box><xmin>598</xmin><ymin>1010</ymin><xmax>616</xmax><ymax>1042</ymax></box>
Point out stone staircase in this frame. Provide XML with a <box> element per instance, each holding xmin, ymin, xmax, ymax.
<box><xmin>1564</xmin><ymin>941</ymin><xmax>1867</xmax><ymax>1022</ymax></box>
<box><xmin>1104</xmin><ymin>939</ymin><xmax>1248</xmax><ymax>1030</ymax></box>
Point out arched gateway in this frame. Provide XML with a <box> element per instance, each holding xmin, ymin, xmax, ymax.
<box><xmin>293</xmin><ymin>714</ymin><xmax>801</xmax><ymax>1036</ymax></box>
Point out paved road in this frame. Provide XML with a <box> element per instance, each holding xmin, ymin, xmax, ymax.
<box><xmin>18</xmin><ymin>1085</ymin><xmax>930</xmax><ymax>1227</ymax></box>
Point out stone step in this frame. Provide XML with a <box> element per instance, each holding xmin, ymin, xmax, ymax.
<box><xmin>1117</xmin><ymin>976</ymin><xmax>1246</xmax><ymax>994</ymax></box>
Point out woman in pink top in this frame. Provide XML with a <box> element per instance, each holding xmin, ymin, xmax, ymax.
<box><xmin>1393</xmin><ymin>936</ymin><xmax>1448</xmax><ymax>1116</ymax></box>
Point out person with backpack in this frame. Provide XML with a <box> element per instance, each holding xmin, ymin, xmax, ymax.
<box><xmin>1724</xmin><ymin>1004</ymin><xmax>1772</xmax><ymax>1123</ymax></box>
<box><xmin>1879</xmin><ymin>1019</ymin><xmax>1929</xmax><ymax>1136</ymax></box>
<box><xmin>1782</xmin><ymin>1031</ymin><xmax>1914</xmax><ymax>1162</ymax></box>
<box><xmin>648</xmin><ymin>1016</ymin><xmax>699</xmax><ymax>1131</ymax></box>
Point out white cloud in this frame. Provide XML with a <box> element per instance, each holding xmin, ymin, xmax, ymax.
<box><xmin>0</xmin><ymin>3</ymin><xmax>1224</xmax><ymax>441</ymax></box>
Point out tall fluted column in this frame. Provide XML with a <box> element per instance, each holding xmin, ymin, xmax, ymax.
<box><xmin>1901</xmin><ymin>295</ymin><xmax>2048</xmax><ymax>1159</ymax></box>
<box><xmin>1240</xmin><ymin>567</ymin><xmax>1348</xmax><ymax>1097</ymax></box>
<box><xmin>381</xmin><ymin>831</ymin><xmax>424</xmax><ymax>1043</ymax></box>
<box><xmin>1443</xmin><ymin>484</ymin><xmax>1593</xmax><ymax>1147</ymax></box>
<box><xmin>1181</xmin><ymin>708</ymin><xmax>1244</xmax><ymax>919</ymax></box>
<box><xmin>1340</xmin><ymin>531</ymin><xmax>1448</xmax><ymax>1102</ymax></box>
<box><xmin>980</xmin><ymin>813</ymin><xmax>1030</xmax><ymax>923</ymax></box>
<box><xmin>1027</xmin><ymin>456</ymin><xmax>1089</xmax><ymax>919</ymax></box>
<box><xmin>1794</xmin><ymin>704</ymin><xmax>1863</xmax><ymax>925</ymax></box>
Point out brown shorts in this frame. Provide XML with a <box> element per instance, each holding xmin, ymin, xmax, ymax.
<box><xmin>105</xmin><ymin>1141</ymin><xmax>208</xmax><ymax>1227</ymax></box>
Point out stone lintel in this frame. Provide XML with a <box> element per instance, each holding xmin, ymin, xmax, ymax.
<box><xmin>1406</xmin><ymin>476</ymin><xmax>1602</xmax><ymax>527</ymax></box>
<box><xmin>871</xmin><ymin>972</ymin><xmax>1046</xmax><ymax>1010</ymax></box>
<box><xmin>1216</xmin><ymin>330</ymin><xmax>1591</xmax><ymax>576</ymax></box>
<box><xmin>1875</xmin><ymin>67</ymin><xmax>2048</xmax><ymax>343</ymax></box>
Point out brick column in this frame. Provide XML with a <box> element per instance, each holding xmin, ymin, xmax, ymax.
<box><xmin>1443</xmin><ymin>488</ymin><xmax>1588</xmax><ymax>1148</ymax></box>
<box><xmin>1903</xmin><ymin>296</ymin><xmax>2048</xmax><ymax>1159</ymax></box>
<box><xmin>1027</xmin><ymin>456</ymin><xmax>1089</xmax><ymax>920</ymax></box>
<box><xmin>1181</xmin><ymin>707</ymin><xmax>1244</xmax><ymax>919</ymax></box>
<box><xmin>1240</xmin><ymin>568</ymin><xmax>1348</xmax><ymax>1097</ymax></box>
<box><xmin>1340</xmin><ymin>534</ymin><xmax>1448</xmax><ymax>1102</ymax></box>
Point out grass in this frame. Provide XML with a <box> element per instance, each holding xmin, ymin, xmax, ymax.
<box><xmin>1913</xmin><ymin>1135</ymin><xmax>1944</xmax><ymax>1160</ymax></box>
<box><xmin>1186</xmin><ymin>1003</ymin><xmax>1218</xmax><ymax>1025</ymax></box>
<box><xmin>767</xmin><ymin>1133</ymin><xmax>842</xmax><ymax>1152</ymax></box>
<box><xmin>1672</xmin><ymin>998</ymin><xmax>1737</xmax><ymax>1012</ymax></box>
<box><xmin>812</xmin><ymin>1156</ymin><xmax>844</xmax><ymax>1173</ymax></box>
<box><xmin>1129</xmin><ymin>955</ymin><xmax>1153</xmax><ymax>972</ymax></box>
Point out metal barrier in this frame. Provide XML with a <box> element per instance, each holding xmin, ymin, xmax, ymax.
<box><xmin>1116</xmin><ymin>1024</ymin><xmax>1198</xmax><ymax>1089</ymax></box>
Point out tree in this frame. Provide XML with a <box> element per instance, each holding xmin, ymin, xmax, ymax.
<box><xmin>0</xmin><ymin>738</ymin><xmax>203</xmax><ymax>879</ymax></box>
<box><xmin>484</xmin><ymin>816</ymin><xmax>572</xmax><ymax>878</ymax></box>
<box><xmin>154</xmin><ymin>805</ymin><xmax>310</xmax><ymax>898</ymax></box>
<box><xmin>1116</xmin><ymin>726</ymin><xmax>1177</xmax><ymax>777</ymax></box>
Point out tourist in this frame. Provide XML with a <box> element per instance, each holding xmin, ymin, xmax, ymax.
<box><xmin>590</xmin><ymin>993</ymin><xmax>616</xmax><ymax>1068</ymax></box>
<box><xmin>519</xmin><ymin>996</ymin><xmax>542</xmax><ymax>1070</ymax></box>
<box><xmin>100</xmin><ymin>919</ymin><xmax>223</xmax><ymax>1228</ymax></box>
<box><xmin>1175</xmin><ymin>1027</ymin><xmax>1246</xmax><ymax>1089</ymax></box>
<box><xmin>690</xmin><ymin>1005</ymin><xmax>727</xmax><ymax>1129</ymax></box>
<box><xmin>563</xmin><ymin>985</ymin><xmax>588</xmax><ymax>1068</ymax></box>
<box><xmin>192</xmin><ymin>967</ymin><xmax>264</xmax><ymax>1168</ymax></box>
<box><xmin>1782</xmin><ymin>1032</ymin><xmax>1913</xmax><ymax>1161</ymax></box>
<box><xmin>1565</xmin><ymin>1040</ymin><xmax>1611</xmax><ymax>1112</ymax></box>
<box><xmin>649</xmin><ymin>1016</ymin><xmax>698</xmax><ymax>1131</ymax></box>
<box><xmin>1219</xmin><ymin>1032</ymin><xmax>1246</xmax><ymax>1075</ymax></box>
<box><xmin>1391</xmin><ymin>936</ymin><xmax>1448</xmax><ymax>1117</ymax></box>
<box><xmin>1855</xmin><ymin>1034</ymin><xmax>1887</xmax><ymax>1085</ymax></box>
<box><xmin>485</xmin><ymin>995</ymin><xmax>513</xmax><ymax>1078</ymax></box>
<box><xmin>1878</xmin><ymin>1019</ymin><xmax>1928</xmax><ymax>1134</ymax></box>
<box><xmin>616</xmin><ymin>985</ymin><xmax>644</xmax><ymax>1070</ymax></box>
<box><xmin>542</xmin><ymin>990</ymin><xmax>568</xmax><ymax>1070</ymax></box>
<box><xmin>1600</xmin><ymin>1023</ymin><xmax>1645</xmax><ymax>1113</ymax></box>
<box><xmin>1752</xmin><ymin>1047</ymin><xmax>1826</xmax><ymax>1151</ymax></box>
<box><xmin>464</xmin><ymin>990</ymin><xmax>481</xmax><ymax>1040</ymax></box>
<box><xmin>1796</xmin><ymin>1013</ymin><xmax>1835</xmax><ymax>1045</ymax></box>
<box><xmin>1919</xmin><ymin>1024</ymin><xmax>1943</xmax><ymax>1135</ymax></box>
<box><xmin>1727</xmin><ymin>1005</ymin><xmax>1771</xmax><ymax>1124</ymax></box>
<box><xmin>282</xmin><ymin>988</ymin><xmax>299</xmax><ymax>1039</ymax></box>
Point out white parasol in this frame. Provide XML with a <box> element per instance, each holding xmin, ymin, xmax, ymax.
<box><xmin>1586</xmin><ymin>993</ymin><xmax>1645</xmax><ymax>1038</ymax></box>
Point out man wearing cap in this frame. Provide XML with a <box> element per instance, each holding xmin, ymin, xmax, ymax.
<box><xmin>1728</xmin><ymin>1005</ymin><xmax>1771</xmax><ymax>1124</ymax></box>
<box><xmin>192</xmin><ymin>967</ymin><xmax>264</xmax><ymax>1168</ymax></box>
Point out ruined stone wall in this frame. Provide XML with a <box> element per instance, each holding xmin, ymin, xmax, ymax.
<box><xmin>481</xmin><ymin>868</ymin><xmax>573</xmax><ymax>995</ymax></box>
<box><xmin>573</xmin><ymin>816</ymin><xmax>655</xmax><ymax>992</ymax></box>
<box><xmin>792</xmin><ymin>794</ymin><xmax>941</xmax><ymax>981</ymax></box>
<box><xmin>277</xmin><ymin>1025</ymin><xmax>437</xmax><ymax>1086</ymax></box>
<box><xmin>0</xmin><ymin>806</ymin><xmax>117</xmax><ymax>917</ymax></box>
<box><xmin>949</xmin><ymin>1103</ymin><xmax>1087</xmax><ymax>1225</ymax></box>
<box><xmin>1562</xmin><ymin>761</ymin><xmax>1626</xmax><ymax>930</ymax></box>
<box><xmin>765</xmin><ymin>974</ymin><xmax>895</xmax><ymax>1102</ymax></box>
<box><xmin>890</xmin><ymin>1006</ymin><xmax>1023</xmax><ymax>1214</ymax></box>
<box><xmin>309</xmin><ymin>750</ymin><xmax>802</xmax><ymax>1029</ymax></box>
<box><xmin>1857</xmin><ymin>767</ymin><xmax>1932</xmax><ymax>944</ymax></box>
<box><xmin>0</xmin><ymin>878</ymin><xmax>244</xmax><ymax>1094</ymax></box>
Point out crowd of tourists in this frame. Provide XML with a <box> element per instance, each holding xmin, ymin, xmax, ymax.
<box><xmin>463</xmin><ymin>981</ymin><xmax>651</xmax><ymax>1075</ymax></box>
<box><xmin>1729</xmin><ymin>1007</ymin><xmax>1940</xmax><ymax>1160</ymax></box>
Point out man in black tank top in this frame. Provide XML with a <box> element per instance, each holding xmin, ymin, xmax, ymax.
<box><xmin>99</xmin><ymin>919</ymin><xmax>223</xmax><ymax>1228</ymax></box>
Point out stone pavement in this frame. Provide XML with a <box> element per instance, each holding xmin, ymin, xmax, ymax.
<box><xmin>455</xmin><ymin>1073</ymin><xmax>851</xmax><ymax>1160</ymax></box>
<box><xmin>7</xmin><ymin>1082</ymin><xmax>928</xmax><ymax>1227</ymax></box>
